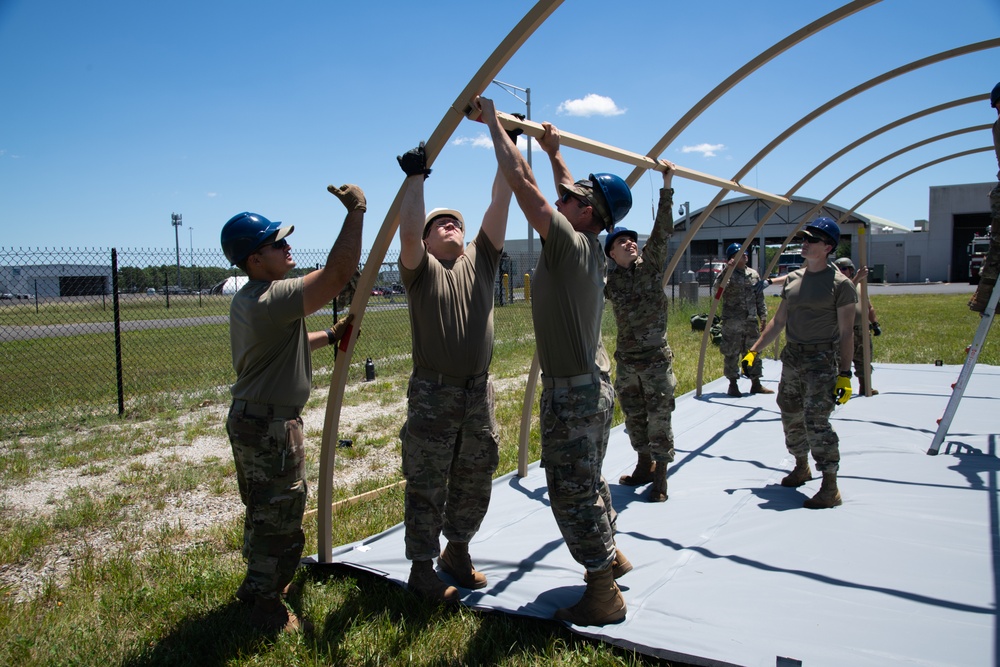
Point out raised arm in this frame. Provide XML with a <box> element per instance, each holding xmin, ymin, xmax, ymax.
<box><xmin>480</xmin><ymin>164</ymin><xmax>513</xmax><ymax>251</ymax></box>
<box><xmin>478</xmin><ymin>95</ymin><xmax>554</xmax><ymax>240</ymax></box>
<box><xmin>537</xmin><ymin>121</ymin><xmax>573</xmax><ymax>194</ymax></box>
<box><xmin>397</xmin><ymin>142</ymin><xmax>433</xmax><ymax>271</ymax></box>
<box><xmin>301</xmin><ymin>185</ymin><xmax>365</xmax><ymax>316</ymax></box>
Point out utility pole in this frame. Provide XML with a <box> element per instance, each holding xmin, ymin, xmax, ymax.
<box><xmin>491</xmin><ymin>80</ymin><xmax>533</xmax><ymax>256</ymax></box>
<box><xmin>189</xmin><ymin>227</ymin><xmax>195</xmax><ymax>267</ymax></box>
<box><xmin>171</xmin><ymin>212</ymin><xmax>182</xmax><ymax>288</ymax></box>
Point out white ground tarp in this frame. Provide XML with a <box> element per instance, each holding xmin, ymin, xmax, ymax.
<box><xmin>315</xmin><ymin>362</ymin><xmax>999</xmax><ymax>667</ymax></box>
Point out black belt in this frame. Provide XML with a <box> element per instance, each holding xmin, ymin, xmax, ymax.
<box><xmin>541</xmin><ymin>371</ymin><xmax>608</xmax><ymax>389</ymax></box>
<box><xmin>231</xmin><ymin>399</ymin><xmax>301</xmax><ymax>419</ymax></box>
<box><xmin>787</xmin><ymin>341</ymin><xmax>836</xmax><ymax>353</ymax></box>
<box><xmin>413</xmin><ymin>367</ymin><xmax>488</xmax><ymax>390</ymax></box>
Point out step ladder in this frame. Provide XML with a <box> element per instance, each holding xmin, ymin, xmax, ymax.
<box><xmin>927</xmin><ymin>286</ymin><xmax>1000</xmax><ymax>455</ymax></box>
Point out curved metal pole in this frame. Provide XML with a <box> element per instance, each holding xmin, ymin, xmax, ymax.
<box><xmin>703</xmin><ymin>97</ymin><xmax>988</xmax><ymax>395</ymax></box>
<box><xmin>687</xmin><ymin>40</ymin><xmax>1000</xmax><ymax>395</ymax></box>
<box><xmin>623</xmin><ymin>0</ymin><xmax>882</xmax><ymax>188</ymax></box>
<box><xmin>668</xmin><ymin>37</ymin><xmax>1000</xmax><ymax>294</ymax></box>
<box><xmin>834</xmin><ymin>147</ymin><xmax>993</xmax><ymax>226</ymax></box>
<box><xmin>708</xmin><ymin>129</ymin><xmax>990</xmax><ymax>397</ymax></box>
<box><xmin>316</xmin><ymin>0</ymin><xmax>564</xmax><ymax>563</ymax></box>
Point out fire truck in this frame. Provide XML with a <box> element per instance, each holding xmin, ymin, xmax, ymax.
<box><xmin>968</xmin><ymin>228</ymin><xmax>991</xmax><ymax>284</ymax></box>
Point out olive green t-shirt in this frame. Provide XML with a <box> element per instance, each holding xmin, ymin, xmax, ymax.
<box><xmin>400</xmin><ymin>228</ymin><xmax>500</xmax><ymax>377</ymax></box>
<box><xmin>781</xmin><ymin>264</ymin><xmax>857</xmax><ymax>345</ymax></box>
<box><xmin>229</xmin><ymin>276</ymin><xmax>310</xmax><ymax>408</ymax></box>
<box><xmin>532</xmin><ymin>211</ymin><xmax>611</xmax><ymax>377</ymax></box>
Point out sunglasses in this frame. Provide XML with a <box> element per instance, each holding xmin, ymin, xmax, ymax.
<box><xmin>560</xmin><ymin>191</ymin><xmax>591</xmax><ymax>208</ymax></box>
<box><xmin>256</xmin><ymin>237</ymin><xmax>289</xmax><ymax>255</ymax></box>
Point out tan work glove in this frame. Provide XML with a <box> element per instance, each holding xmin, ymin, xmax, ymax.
<box><xmin>328</xmin><ymin>184</ymin><xmax>366</xmax><ymax>212</ymax></box>
<box><xmin>327</xmin><ymin>312</ymin><xmax>355</xmax><ymax>345</ymax></box>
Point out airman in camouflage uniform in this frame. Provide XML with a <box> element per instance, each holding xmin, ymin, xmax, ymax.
<box><xmin>743</xmin><ymin>218</ymin><xmax>856</xmax><ymax>510</ymax></box>
<box><xmin>396</xmin><ymin>136</ymin><xmax>511</xmax><ymax>603</ymax></box>
<box><xmin>713</xmin><ymin>243</ymin><xmax>773</xmax><ymax>398</ymax></box>
<box><xmin>969</xmin><ymin>81</ymin><xmax>1000</xmax><ymax>313</ymax></box>
<box><xmin>482</xmin><ymin>97</ymin><xmax>632</xmax><ymax>627</ymax></box>
<box><xmin>604</xmin><ymin>162</ymin><xmax>678</xmax><ymax>503</ymax></box>
<box><xmin>220</xmin><ymin>185</ymin><xmax>364</xmax><ymax>633</ymax></box>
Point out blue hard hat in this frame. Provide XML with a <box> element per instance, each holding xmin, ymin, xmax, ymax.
<box><xmin>992</xmin><ymin>82</ymin><xmax>1000</xmax><ymax>107</ymax></box>
<box><xmin>220</xmin><ymin>212</ymin><xmax>293</xmax><ymax>266</ymax></box>
<box><xmin>803</xmin><ymin>217</ymin><xmax>840</xmax><ymax>247</ymax></box>
<box><xmin>589</xmin><ymin>173</ymin><xmax>633</xmax><ymax>229</ymax></box>
<box><xmin>726</xmin><ymin>243</ymin><xmax>742</xmax><ymax>259</ymax></box>
<box><xmin>605</xmin><ymin>226</ymin><xmax>638</xmax><ymax>257</ymax></box>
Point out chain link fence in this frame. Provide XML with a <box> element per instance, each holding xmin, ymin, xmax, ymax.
<box><xmin>0</xmin><ymin>246</ymin><xmax>540</xmax><ymax>435</ymax></box>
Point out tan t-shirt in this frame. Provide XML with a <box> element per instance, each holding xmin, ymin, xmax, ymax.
<box><xmin>400</xmin><ymin>228</ymin><xmax>500</xmax><ymax>377</ymax></box>
<box><xmin>781</xmin><ymin>264</ymin><xmax>857</xmax><ymax>345</ymax></box>
<box><xmin>229</xmin><ymin>276</ymin><xmax>310</xmax><ymax>407</ymax></box>
<box><xmin>532</xmin><ymin>211</ymin><xmax>611</xmax><ymax>377</ymax></box>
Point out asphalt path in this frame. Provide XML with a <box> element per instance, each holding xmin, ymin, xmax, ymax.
<box><xmin>0</xmin><ymin>284</ymin><xmax>976</xmax><ymax>342</ymax></box>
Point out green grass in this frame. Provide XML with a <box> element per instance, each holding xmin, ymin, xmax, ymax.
<box><xmin>0</xmin><ymin>292</ymin><xmax>996</xmax><ymax>666</ymax></box>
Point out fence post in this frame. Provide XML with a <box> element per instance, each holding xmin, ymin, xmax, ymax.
<box><xmin>524</xmin><ymin>273</ymin><xmax>531</xmax><ymax>302</ymax></box>
<box><xmin>111</xmin><ymin>249</ymin><xmax>125</xmax><ymax>416</ymax></box>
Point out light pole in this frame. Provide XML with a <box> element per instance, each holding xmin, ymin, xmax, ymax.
<box><xmin>678</xmin><ymin>202</ymin><xmax>691</xmax><ymax>273</ymax></box>
<box><xmin>188</xmin><ymin>227</ymin><xmax>194</xmax><ymax>267</ymax></box>
<box><xmin>491</xmin><ymin>79</ymin><xmax>533</xmax><ymax>255</ymax></box>
<box><xmin>171</xmin><ymin>212</ymin><xmax>182</xmax><ymax>288</ymax></box>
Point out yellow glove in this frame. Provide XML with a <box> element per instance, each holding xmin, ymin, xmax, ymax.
<box><xmin>740</xmin><ymin>351</ymin><xmax>757</xmax><ymax>377</ymax></box>
<box><xmin>834</xmin><ymin>373</ymin><xmax>852</xmax><ymax>405</ymax></box>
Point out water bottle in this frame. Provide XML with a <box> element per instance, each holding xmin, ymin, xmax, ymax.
<box><xmin>365</xmin><ymin>357</ymin><xmax>376</xmax><ymax>382</ymax></box>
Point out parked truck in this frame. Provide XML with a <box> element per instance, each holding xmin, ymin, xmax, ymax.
<box><xmin>968</xmin><ymin>229</ymin><xmax>991</xmax><ymax>284</ymax></box>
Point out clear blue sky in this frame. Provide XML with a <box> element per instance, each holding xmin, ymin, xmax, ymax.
<box><xmin>2</xmin><ymin>0</ymin><xmax>999</xmax><ymax>259</ymax></box>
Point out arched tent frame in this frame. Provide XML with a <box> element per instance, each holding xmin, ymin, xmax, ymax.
<box><xmin>688</xmin><ymin>39</ymin><xmax>1000</xmax><ymax>397</ymax></box>
<box><xmin>312</xmin><ymin>0</ymin><xmax>997</xmax><ymax>563</ymax></box>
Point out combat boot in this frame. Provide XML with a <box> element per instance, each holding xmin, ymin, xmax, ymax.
<box><xmin>555</xmin><ymin>565</ymin><xmax>626</xmax><ymax>626</ymax></box>
<box><xmin>438</xmin><ymin>541</ymin><xmax>487</xmax><ymax>589</ymax></box>
<box><xmin>408</xmin><ymin>559</ymin><xmax>459</xmax><ymax>603</ymax></box>
<box><xmin>250</xmin><ymin>595</ymin><xmax>301</xmax><ymax>633</ymax></box>
<box><xmin>858</xmin><ymin>379</ymin><xmax>878</xmax><ymax>396</ymax></box>
<box><xmin>749</xmin><ymin>378</ymin><xmax>774</xmax><ymax>394</ymax></box>
<box><xmin>584</xmin><ymin>547</ymin><xmax>633</xmax><ymax>581</ymax></box>
<box><xmin>780</xmin><ymin>456</ymin><xmax>812</xmax><ymax>488</ymax></box>
<box><xmin>619</xmin><ymin>452</ymin><xmax>654</xmax><ymax>486</ymax></box>
<box><xmin>803</xmin><ymin>471</ymin><xmax>843</xmax><ymax>509</ymax></box>
<box><xmin>648</xmin><ymin>462</ymin><xmax>668</xmax><ymax>502</ymax></box>
<box><xmin>727</xmin><ymin>378</ymin><xmax>743</xmax><ymax>397</ymax></box>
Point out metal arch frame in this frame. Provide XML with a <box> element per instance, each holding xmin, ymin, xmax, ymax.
<box><xmin>696</xmin><ymin>124</ymin><xmax>991</xmax><ymax>397</ymax></box>
<box><xmin>511</xmin><ymin>0</ymin><xmax>884</xmax><ymax>466</ymax></box>
<box><xmin>622</xmin><ymin>0</ymin><xmax>883</xmax><ymax>188</ymax></box>
<box><xmin>664</xmin><ymin>38</ymin><xmax>1000</xmax><ymax>295</ymax></box>
<box><xmin>314</xmin><ymin>0</ymin><xmax>565</xmax><ymax>563</ymax></box>
<box><xmin>685</xmin><ymin>39</ymin><xmax>1000</xmax><ymax>396</ymax></box>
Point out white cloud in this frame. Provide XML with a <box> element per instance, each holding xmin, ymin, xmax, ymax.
<box><xmin>206</xmin><ymin>192</ymin><xmax>217</xmax><ymax>198</ymax></box>
<box><xmin>451</xmin><ymin>133</ymin><xmax>527</xmax><ymax>150</ymax></box>
<box><xmin>556</xmin><ymin>94</ymin><xmax>626</xmax><ymax>117</ymax></box>
<box><xmin>681</xmin><ymin>143</ymin><xmax>726</xmax><ymax>158</ymax></box>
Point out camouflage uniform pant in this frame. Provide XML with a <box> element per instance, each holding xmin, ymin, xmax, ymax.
<box><xmin>226</xmin><ymin>407</ymin><xmax>307</xmax><ymax>600</ymax></box>
<box><xmin>400</xmin><ymin>375</ymin><xmax>500</xmax><ymax>562</ymax></box>
<box><xmin>720</xmin><ymin>318</ymin><xmax>762</xmax><ymax>380</ymax></box>
<box><xmin>981</xmin><ymin>183</ymin><xmax>1000</xmax><ymax>284</ymax></box>
<box><xmin>851</xmin><ymin>324</ymin><xmax>873</xmax><ymax>381</ymax></box>
<box><xmin>614</xmin><ymin>347</ymin><xmax>677</xmax><ymax>463</ymax></box>
<box><xmin>776</xmin><ymin>345</ymin><xmax>840</xmax><ymax>473</ymax></box>
<box><xmin>539</xmin><ymin>375</ymin><xmax>616</xmax><ymax>572</ymax></box>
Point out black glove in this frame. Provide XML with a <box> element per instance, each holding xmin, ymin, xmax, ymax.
<box><xmin>397</xmin><ymin>142</ymin><xmax>431</xmax><ymax>179</ymax></box>
<box><xmin>870</xmin><ymin>321</ymin><xmax>882</xmax><ymax>336</ymax></box>
<box><xmin>506</xmin><ymin>113</ymin><xmax>525</xmax><ymax>143</ymax></box>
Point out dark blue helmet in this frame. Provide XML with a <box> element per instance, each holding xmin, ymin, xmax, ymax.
<box><xmin>604</xmin><ymin>226</ymin><xmax>638</xmax><ymax>257</ymax></box>
<box><xmin>991</xmin><ymin>81</ymin><xmax>1000</xmax><ymax>107</ymax></box>
<box><xmin>726</xmin><ymin>243</ymin><xmax>742</xmax><ymax>259</ymax></box>
<box><xmin>590</xmin><ymin>173</ymin><xmax>633</xmax><ymax>229</ymax></box>
<box><xmin>804</xmin><ymin>217</ymin><xmax>840</xmax><ymax>247</ymax></box>
<box><xmin>220</xmin><ymin>212</ymin><xmax>293</xmax><ymax>266</ymax></box>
